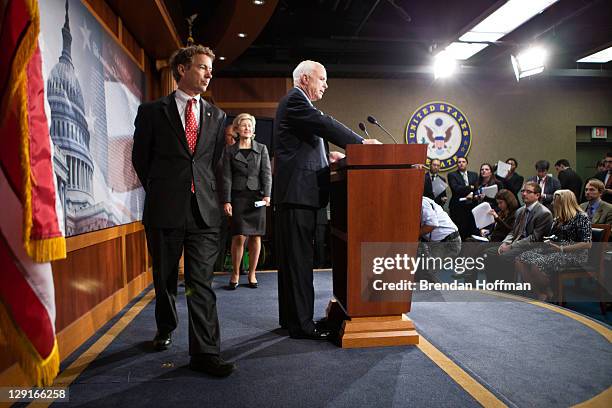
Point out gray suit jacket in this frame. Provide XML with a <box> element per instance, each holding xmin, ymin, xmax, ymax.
<box><xmin>502</xmin><ymin>202</ymin><xmax>553</xmax><ymax>249</ymax></box>
<box><xmin>221</xmin><ymin>140</ymin><xmax>272</xmax><ymax>203</ymax></box>
<box><xmin>580</xmin><ymin>200</ymin><xmax>612</xmax><ymax>225</ymax></box>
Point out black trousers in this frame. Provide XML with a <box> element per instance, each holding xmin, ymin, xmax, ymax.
<box><xmin>276</xmin><ymin>205</ymin><xmax>318</xmax><ymax>335</ymax></box>
<box><xmin>145</xmin><ymin>195</ymin><xmax>221</xmax><ymax>355</ymax></box>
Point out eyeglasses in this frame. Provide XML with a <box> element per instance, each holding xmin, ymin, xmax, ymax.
<box><xmin>520</xmin><ymin>189</ymin><xmax>536</xmax><ymax>194</ymax></box>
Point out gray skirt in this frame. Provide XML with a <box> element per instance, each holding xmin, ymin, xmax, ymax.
<box><xmin>230</xmin><ymin>189</ymin><xmax>265</xmax><ymax>236</ymax></box>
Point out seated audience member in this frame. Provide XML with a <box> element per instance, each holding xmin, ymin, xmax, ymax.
<box><xmin>555</xmin><ymin>159</ymin><xmax>583</xmax><ymax>201</ymax></box>
<box><xmin>593</xmin><ymin>152</ymin><xmax>612</xmax><ymax>203</ymax></box>
<box><xmin>502</xmin><ymin>157</ymin><xmax>524</xmax><ymax>198</ymax></box>
<box><xmin>581</xmin><ymin>179</ymin><xmax>612</xmax><ymax>225</ymax></box>
<box><xmin>485</xmin><ymin>189</ymin><xmax>520</xmax><ymax>242</ymax></box>
<box><xmin>595</xmin><ymin>159</ymin><xmax>605</xmax><ymax>175</ymax></box>
<box><xmin>454</xmin><ymin>189</ymin><xmax>518</xmax><ymax>281</ymax></box>
<box><xmin>527</xmin><ymin>160</ymin><xmax>561</xmax><ymax>211</ymax></box>
<box><xmin>424</xmin><ymin>158</ymin><xmax>448</xmax><ymax>206</ymax></box>
<box><xmin>448</xmin><ymin>156</ymin><xmax>478</xmax><ymax>239</ymax></box>
<box><xmin>483</xmin><ymin>181</ymin><xmax>553</xmax><ymax>282</ymax></box>
<box><xmin>472</xmin><ymin>163</ymin><xmax>504</xmax><ymax>210</ymax></box>
<box><xmin>516</xmin><ymin>190</ymin><xmax>592</xmax><ymax>301</ymax></box>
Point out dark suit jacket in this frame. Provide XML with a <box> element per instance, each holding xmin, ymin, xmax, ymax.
<box><xmin>273</xmin><ymin>87</ymin><xmax>363</xmax><ymax>208</ymax></box>
<box><xmin>558</xmin><ymin>168</ymin><xmax>583</xmax><ymax>200</ymax></box>
<box><xmin>448</xmin><ymin>170</ymin><xmax>478</xmax><ymax>209</ymax></box>
<box><xmin>527</xmin><ymin>175</ymin><xmax>561</xmax><ymax>208</ymax></box>
<box><xmin>221</xmin><ymin>140</ymin><xmax>272</xmax><ymax>203</ymax></box>
<box><xmin>502</xmin><ymin>202</ymin><xmax>553</xmax><ymax>250</ymax></box>
<box><xmin>593</xmin><ymin>171</ymin><xmax>612</xmax><ymax>203</ymax></box>
<box><xmin>132</xmin><ymin>93</ymin><xmax>226</xmax><ymax>228</ymax></box>
<box><xmin>580</xmin><ymin>200</ymin><xmax>612</xmax><ymax>225</ymax></box>
<box><xmin>503</xmin><ymin>172</ymin><xmax>524</xmax><ymax>197</ymax></box>
<box><xmin>424</xmin><ymin>173</ymin><xmax>447</xmax><ymax>206</ymax></box>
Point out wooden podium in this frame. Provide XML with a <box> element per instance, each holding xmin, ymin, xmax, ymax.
<box><xmin>327</xmin><ymin>144</ymin><xmax>426</xmax><ymax>348</ymax></box>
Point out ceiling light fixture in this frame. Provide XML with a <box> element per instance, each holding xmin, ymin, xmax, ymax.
<box><xmin>219</xmin><ymin>56</ymin><xmax>226</xmax><ymax>61</ymax></box>
<box><xmin>444</xmin><ymin>0</ymin><xmax>559</xmax><ymax>60</ymax></box>
<box><xmin>253</xmin><ymin>0</ymin><xmax>265</xmax><ymax>5</ymax></box>
<box><xmin>237</xmin><ymin>33</ymin><xmax>247</xmax><ymax>38</ymax></box>
<box><xmin>433</xmin><ymin>51</ymin><xmax>457</xmax><ymax>79</ymax></box>
<box><xmin>577</xmin><ymin>46</ymin><xmax>612</xmax><ymax>63</ymax></box>
<box><xmin>511</xmin><ymin>46</ymin><xmax>547</xmax><ymax>81</ymax></box>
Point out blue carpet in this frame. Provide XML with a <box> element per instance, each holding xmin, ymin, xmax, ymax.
<box><xmin>52</xmin><ymin>271</ymin><xmax>611</xmax><ymax>407</ymax></box>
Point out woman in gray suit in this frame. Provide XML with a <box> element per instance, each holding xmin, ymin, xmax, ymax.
<box><xmin>222</xmin><ymin>113</ymin><xmax>272</xmax><ymax>289</ymax></box>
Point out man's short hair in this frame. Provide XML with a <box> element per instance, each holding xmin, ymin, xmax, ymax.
<box><xmin>169</xmin><ymin>45</ymin><xmax>215</xmax><ymax>82</ymax></box>
<box><xmin>292</xmin><ymin>60</ymin><xmax>322</xmax><ymax>86</ymax></box>
<box><xmin>535</xmin><ymin>160</ymin><xmax>550</xmax><ymax>171</ymax></box>
<box><xmin>524</xmin><ymin>181</ymin><xmax>541</xmax><ymax>195</ymax></box>
<box><xmin>457</xmin><ymin>156</ymin><xmax>468</xmax><ymax>164</ymax></box>
<box><xmin>555</xmin><ymin>159</ymin><xmax>570</xmax><ymax>167</ymax></box>
<box><xmin>586</xmin><ymin>179</ymin><xmax>605</xmax><ymax>193</ymax></box>
<box><xmin>506</xmin><ymin>157</ymin><xmax>518</xmax><ymax>167</ymax></box>
<box><xmin>430</xmin><ymin>158</ymin><xmax>441</xmax><ymax>165</ymax></box>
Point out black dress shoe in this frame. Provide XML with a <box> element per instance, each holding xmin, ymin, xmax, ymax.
<box><xmin>152</xmin><ymin>332</ymin><xmax>172</xmax><ymax>351</ymax></box>
<box><xmin>247</xmin><ymin>281</ymin><xmax>258</xmax><ymax>289</ymax></box>
<box><xmin>290</xmin><ymin>328</ymin><xmax>332</xmax><ymax>340</ymax></box>
<box><xmin>189</xmin><ymin>354</ymin><xmax>236</xmax><ymax>377</ymax></box>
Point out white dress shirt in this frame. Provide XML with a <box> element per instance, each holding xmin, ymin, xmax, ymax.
<box><xmin>421</xmin><ymin>197</ymin><xmax>458</xmax><ymax>242</ymax></box>
<box><xmin>174</xmin><ymin>88</ymin><xmax>201</xmax><ymax>131</ymax></box>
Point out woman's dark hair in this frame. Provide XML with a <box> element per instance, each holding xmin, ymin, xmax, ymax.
<box><xmin>495</xmin><ymin>189</ymin><xmax>519</xmax><ymax>216</ymax></box>
<box><xmin>478</xmin><ymin>162</ymin><xmax>498</xmax><ymax>186</ymax></box>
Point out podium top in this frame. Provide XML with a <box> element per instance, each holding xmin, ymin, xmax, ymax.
<box><xmin>334</xmin><ymin>144</ymin><xmax>427</xmax><ymax>169</ymax></box>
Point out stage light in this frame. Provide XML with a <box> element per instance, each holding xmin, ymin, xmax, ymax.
<box><xmin>433</xmin><ymin>51</ymin><xmax>457</xmax><ymax>79</ymax></box>
<box><xmin>511</xmin><ymin>46</ymin><xmax>547</xmax><ymax>81</ymax></box>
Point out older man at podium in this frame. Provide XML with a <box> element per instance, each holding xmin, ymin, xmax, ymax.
<box><xmin>273</xmin><ymin>60</ymin><xmax>381</xmax><ymax>340</ymax></box>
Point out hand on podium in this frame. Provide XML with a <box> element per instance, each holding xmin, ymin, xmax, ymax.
<box><xmin>329</xmin><ymin>151</ymin><xmax>346</xmax><ymax>163</ymax></box>
<box><xmin>362</xmin><ymin>138</ymin><xmax>382</xmax><ymax>144</ymax></box>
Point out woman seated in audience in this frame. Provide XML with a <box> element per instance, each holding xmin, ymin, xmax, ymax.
<box><xmin>482</xmin><ymin>189</ymin><xmax>519</xmax><ymax>241</ymax></box>
<box><xmin>516</xmin><ymin>190</ymin><xmax>592</xmax><ymax>301</ymax></box>
<box><xmin>455</xmin><ymin>189</ymin><xmax>518</xmax><ymax>281</ymax></box>
<box><xmin>471</xmin><ymin>163</ymin><xmax>504</xmax><ymax>210</ymax></box>
<box><xmin>222</xmin><ymin>113</ymin><xmax>272</xmax><ymax>289</ymax></box>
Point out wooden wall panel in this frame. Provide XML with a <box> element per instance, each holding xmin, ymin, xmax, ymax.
<box><xmin>52</xmin><ymin>238</ymin><xmax>124</xmax><ymax>331</ymax></box>
<box><xmin>212</xmin><ymin>78</ymin><xmax>288</xmax><ymax>102</ymax></box>
<box><xmin>84</xmin><ymin>0</ymin><xmax>119</xmax><ymax>36</ymax></box>
<box><xmin>126</xmin><ymin>230</ymin><xmax>147</xmax><ymax>282</ymax></box>
<box><xmin>121</xmin><ymin>23</ymin><xmax>143</xmax><ymax>65</ymax></box>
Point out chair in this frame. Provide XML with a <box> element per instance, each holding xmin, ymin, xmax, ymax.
<box><xmin>555</xmin><ymin>224</ymin><xmax>611</xmax><ymax>315</ymax></box>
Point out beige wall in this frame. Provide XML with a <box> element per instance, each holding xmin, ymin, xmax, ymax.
<box><xmin>317</xmin><ymin>76</ymin><xmax>612</xmax><ymax>177</ymax></box>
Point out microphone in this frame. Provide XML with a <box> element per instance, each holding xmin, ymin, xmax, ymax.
<box><xmin>358</xmin><ymin>122</ymin><xmax>370</xmax><ymax>139</ymax></box>
<box><xmin>367</xmin><ymin>115</ymin><xmax>398</xmax><ymax>144</ymax></box>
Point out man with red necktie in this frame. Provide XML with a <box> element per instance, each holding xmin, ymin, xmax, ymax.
<box><xmin>132</xmin><ymin>45</ymin><xmax>234</xmax><ymax>377</ymax></box>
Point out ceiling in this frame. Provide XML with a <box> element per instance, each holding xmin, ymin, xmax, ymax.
<box><xmin>167</xmin><ymin>0</ymin><xmax>612</xmax><ymax>79</ymax></box>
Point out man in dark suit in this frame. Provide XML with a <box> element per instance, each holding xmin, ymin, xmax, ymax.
<box><xmin>424</xmin><ymin>158</ymin><xmax>447</xmax><ymax>206</ymax></box>
<box><xmin>132</xmin><ymin>45</ymin><xmax>234</xmax><ymax>377</ymax></box>
<box><xmin>592</xmin><ymin>152</ymin><xmax>612</xmax><ymax>203</ymax></box>
<box><xmin>484</xmin><ymin>181</ymin><xmax>553</xmax><ymax>282</ymax></box>
<box><xmin>502</xmin><ymin>157</ymin><xmax>524</xmax><ymax>198</ymax></box>
<box><xmin>555</xmin><ymin>159</ymin><xmax>583</xmax><ymax>200</ymax></box>
<box><xmin>273</xmin><ymin>60</ymin><xmax>381</xmax><ymax>340</ymax></box>
<box><xmin>527</xmin><ymin>160</ymin><xmax>561</xmax><ymax>210</ymax></box>
<box><xmin>448</xmin><ymin>156</ymin><xmax>478</xmax><ymax>239</ymax></box>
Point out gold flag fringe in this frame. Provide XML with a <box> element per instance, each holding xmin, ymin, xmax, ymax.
<box><xmin>0</xmin><ymin>300</ymin><xmax>60</xmax><ymax>387</ymax></box>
